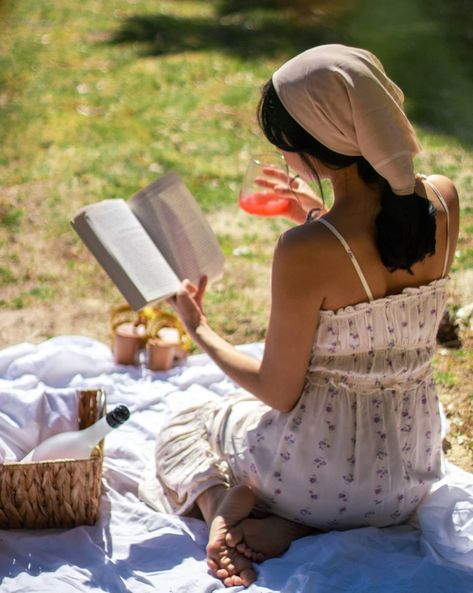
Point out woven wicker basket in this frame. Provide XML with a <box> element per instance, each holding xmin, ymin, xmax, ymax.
<box><xmin>0</xmin><ymin>389</ymin><xmax>106</xmax><ymax>529</ymax></box>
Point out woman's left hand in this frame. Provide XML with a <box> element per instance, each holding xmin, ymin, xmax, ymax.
<box><xmin>168</xmin><ymin>276</ymin><xmax>208</xmax><ymax>335</ymax></box>
<box><xmin>258</xmin><ymin>167</ymin><xmax>326</xmax><ymax>224</ymax></box>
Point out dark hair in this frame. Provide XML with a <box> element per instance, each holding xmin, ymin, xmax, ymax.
<box><xmin>257</xmin><ymin>80</ymin><xmax>436</xmax><ymax>273</ymax></box>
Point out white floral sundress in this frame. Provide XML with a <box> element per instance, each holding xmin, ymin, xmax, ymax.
<box><xmin>142</xmin><ymin>179</ymin><xmax>450</xmax><ymax>530</ymax></box>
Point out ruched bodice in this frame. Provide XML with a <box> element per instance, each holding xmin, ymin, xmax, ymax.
<box><xmin>310</xmin><ymin>278</ymin><xmax>448</xmax><ymax>388</ymax></box>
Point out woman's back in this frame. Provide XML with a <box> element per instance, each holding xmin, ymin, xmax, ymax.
<box><xmin>301</xmin><ymin>173</ymin><xmax>459</xmax><ymax>313</ymax></box>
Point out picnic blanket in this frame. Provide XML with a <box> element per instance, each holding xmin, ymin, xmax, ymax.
<box><xmin>1</xmin><ymin>335</ymin><xmax>473</xmax><ymax>592</ymax></box>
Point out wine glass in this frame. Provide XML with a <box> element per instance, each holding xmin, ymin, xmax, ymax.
<box><xmin>238</xmin><ymin>153</ymin><xmax>292</xmax><ymax>217</ymax></box>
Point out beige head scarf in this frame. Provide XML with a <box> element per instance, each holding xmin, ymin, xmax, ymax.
<box><xmin>272</xmin><ymin>44</ymin><xmax>422</xmax><ymax>195</ymax></box>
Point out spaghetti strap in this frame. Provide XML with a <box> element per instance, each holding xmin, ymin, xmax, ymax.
<box><xmin>421</xmin><ymin>177</ymin><xmax>451</xmax><ymax>278</ymax></box>
<box><xmin>318</xmin><ymin>218</ymin><xmax>374</xmax><ymax>301</ymax></box>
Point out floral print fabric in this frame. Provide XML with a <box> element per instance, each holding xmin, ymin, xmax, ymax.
<box><xmin>151</xmin><ymin>279</ymin><xmax>447</xmax><ymax>529</ymax></box>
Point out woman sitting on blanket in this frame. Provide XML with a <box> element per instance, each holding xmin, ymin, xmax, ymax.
<box><xmin>142</xmin><ymin>44</ymin><xmax>460</xmax><ymax>587</ymax></box>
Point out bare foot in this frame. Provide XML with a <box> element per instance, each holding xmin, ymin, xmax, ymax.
<box><xmin>203</xmin><ymin>485</ymin><xmax>257</xmax><ymax>587</ymax></box>
<box><xmin>226</xmin><ymin>514</ymin><xmax>315</xmax><ymax>562</ymax></box>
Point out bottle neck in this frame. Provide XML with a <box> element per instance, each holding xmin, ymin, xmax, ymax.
<box><xmin>82</xmin><ymin>415</ymin><xmax>114</xmax><ymax>443</ymax></box>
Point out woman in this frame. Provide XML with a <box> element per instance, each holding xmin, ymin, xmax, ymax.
<box><xmin>140</xmin><ymin>44</ymin><xmax>460</xmax><ymax>587</ymax></box>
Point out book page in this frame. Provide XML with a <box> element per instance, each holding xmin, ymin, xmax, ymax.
<box><xmin>72</xmin><ymin>199</ymin><xmax>180</xmax><ymax>309</ymax></box>
<box><xmin>129</xmin><ymin>173</ymin><xmax>225</xmax><ymax>285</ymax></box>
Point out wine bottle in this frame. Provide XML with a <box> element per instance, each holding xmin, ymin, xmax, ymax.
<box><xmin>21</xmin><ymin>405</ymin><xmax>130</xmax><ymax>462</ymax></box>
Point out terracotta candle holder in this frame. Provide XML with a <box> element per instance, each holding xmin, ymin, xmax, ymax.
<box><xmin>113</xmin><ymin>322</ymin><xmax>146</xmax><ymax>365</ymax></box>
<box><xmin>146</xmin><ymin>338</ymin><xmax>178</xmax><ymax>371</ymax></box>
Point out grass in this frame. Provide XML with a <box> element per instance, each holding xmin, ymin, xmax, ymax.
<box><xmin>0</xmin><ymin>0</ymin><xmax>472</xmax><ymax>467</ymax></box>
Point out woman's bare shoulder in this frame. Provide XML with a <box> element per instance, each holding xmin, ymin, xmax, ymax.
<box><xmin>273</xmin><ymin>221</ymin><xmax>339</xmax><ymax>298</ymax></box>
<box><xmin>426</xmin><ymin>174</ymin><xmax>459</xmax><ymax>210</ymax></box>
<box><xmin>276</xmin><ymin>220</ymin><xmax>335</xmax><ymax>266</ymax></box>
<box><xmin>278</xmin><ymin>219</ymin><xmax>332</xmax><ymax>248</ymax></box>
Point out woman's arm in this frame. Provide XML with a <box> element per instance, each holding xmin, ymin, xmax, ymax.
<box><xmin>170</xmin><ymin>228</ymin><xmax>325</xmax><ymax>412</ymax></box>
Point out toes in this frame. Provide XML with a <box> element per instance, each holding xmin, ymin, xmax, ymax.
<box><xmin>222</xmin><ymin>569</ymin><xmax>256</xmax><ymax>588</ymax></box>
<box><xmin>219</xmin><ymin>555</ymin><xmax>236</xmax><ymax>574</ymax></box>
<box><xmin>225</xmin><ymin>524</ymin><xmax>244</xmax><ymax>548</ymax></box>
<box><xmin>239</xmin><ymin>567</ymin><xmax>257</xmax><ymax>587</ymax></box>
<box><xmin>226</xmin><ymin>549</ymin><xmax>253</xmax><ymax>574</ymax></box>
<box><xmin>212</xmin><ymin>548</ymin><xmax>257</xmax><ymax>587</ymax></box>
<box><xmin>219</xmin><ymin>555</ymin><xmax>232</xmax><ymax>567</ymax></box>
<box><xmin>228</xmin><ymin>523</ymin><xmax>263</xmax><ymax>561</ymax></box>
<box><xmin>222</xmin><ymin>560</ymin><xmax>256</xmax><ymax>587</ymax></box>
<box><xmin>236</xmin><ymin>541</ymin><xmax>264</xmax><ymax>561</ymax></box>
<box><xmin>224</xmin><ymin>574</ymin><xmax>243</xmax><ymax>587</ymax></box>
<box><xmin>207</xmin><ymin>557</ymin><xmax>218</xmax><ymax>572</ymax></box>
<box><xmin>236</xmin><ymin>542</ymin><xmax>253</xmax><ymax>558</ymax></box>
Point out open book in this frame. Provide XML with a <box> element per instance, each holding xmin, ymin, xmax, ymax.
<box><xmin>71</xmin><ymin>172</ymin><xmax>225</xmax><ymax>310</ymax></box>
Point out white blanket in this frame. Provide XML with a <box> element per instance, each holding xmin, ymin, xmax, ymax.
<box><xmin>1</xmin><ymin>336</ymin><xmax>473</xmax><ymax>592</ymax></box>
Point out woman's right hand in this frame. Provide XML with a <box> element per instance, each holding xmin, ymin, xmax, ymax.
<box><xmin>258</xmin><ymin>167</ymin><xmax>327</xmax><ymax>224</ymax></box>
<box><xmin>168</xmin><ymin>276</ymin><xmax>208</xmax><ymax>336</ymax></box>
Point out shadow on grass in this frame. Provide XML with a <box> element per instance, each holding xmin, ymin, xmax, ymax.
<box><xmin>110</xmin><ymin>0</ymin><xmax>473</xmax><ymax>146</ymax></box>
<box><xmin>339</xmin><ymin>0</ymin><xmax>473</xmax><ymax>146</ymax></box>
<box><xmin>216</xmin><ymin>0</ymin><xmax>283</xmax><ymax>15</ymax></box>
<box><xmin>110</xmin><ymin>12</ymin><xmax>346</xmax><ymax>61</ymax></box>
<box><xmin>215</xmin><ymin>0</ymin><xmax>347</xmax><ymax>17</ymax></box>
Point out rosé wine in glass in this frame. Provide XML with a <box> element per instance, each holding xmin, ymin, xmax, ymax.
<box><xmin>238</xmin><ymin>154</ymin><xmax>291</xmax><ymax>217</ymax></box>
